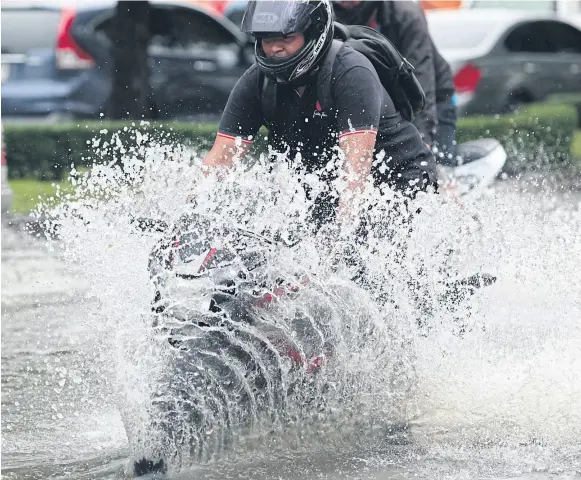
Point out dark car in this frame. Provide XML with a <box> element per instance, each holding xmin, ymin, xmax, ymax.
<box><xmin>1</xmin><ymin>123</ymin><xmax>12</xmax><ymax>214</ymax></box>
<box><xmin>1</xmin><ymin>1</ymin><xmax>254</xmax><ymax>122</ymax></box>
<box><xmin>224</xmin><ymin>0</ymin><xmax>249</xmax><ymax>27</ymax></box>
<box><xmin>425</xmin><ymin>9</ymin><xmax>581</xmax><ymax>116</ymax></box>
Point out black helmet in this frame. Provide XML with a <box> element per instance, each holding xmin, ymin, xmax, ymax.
<box><xmin>241</xmin><ymin>0</ymin><xmax>334</xmax><ymax>84</ymax></box>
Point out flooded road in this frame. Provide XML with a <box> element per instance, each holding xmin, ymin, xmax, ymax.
<box><xmin>1</xmin><ymin>226</ymin><xmax>128</xmax><ymax>478</ymax></box>
<box><xmin>2</xmin><ymin>177</ymin><xmax>580</xmax><ymax>480</ymax></box>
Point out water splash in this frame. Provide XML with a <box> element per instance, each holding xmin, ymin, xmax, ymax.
<box><xmin>35</xmin><ymin>127</ymin><xmax>581</xmax><ymax>478</ymax></box>
<box><xmin>403</xmin><ymin>184</ymin><xmax>581</xmax><ymax>479</ymax></box>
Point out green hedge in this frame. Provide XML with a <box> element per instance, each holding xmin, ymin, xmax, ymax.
<box><xmin>4</xmin><ymin>121</ymin><xmax>220</xmax><ymax>180</ymax></box>
<box><xmin>4</xmin><ymin>103</ymin><xmax>579</xmax><ymax>180</ymax></box>
<box><xmin>456</xmin><ymin>102</ymin><xmax>578</xmax><ymax>174</ymax></box>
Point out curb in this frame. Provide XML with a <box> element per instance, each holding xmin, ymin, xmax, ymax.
<box><xmin>2</xmin><ymin>214</ymin><xmax>53</xmax><ymax>237</ymax></box>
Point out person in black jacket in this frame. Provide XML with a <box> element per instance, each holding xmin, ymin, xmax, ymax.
<box><xmin>333</xmin><ymin>0</ymin><xmax>458</xmax><ymax>164</ymax></box>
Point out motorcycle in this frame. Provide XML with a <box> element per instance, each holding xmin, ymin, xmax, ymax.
<box><xmin>131</xmin><ymin>213</ymin><xmax>370</xmax><ymax>476</ymax></box>
<box><xmin>129</xmin><ymin>207</ymin><xmax>496</xmax><ymax>476</ymax></box>
<box><xmin>436</xmin><ymin>138</ymin><xmax>508</xmax><ymax>198</ymax></box>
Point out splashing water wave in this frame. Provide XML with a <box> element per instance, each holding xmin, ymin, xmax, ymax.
<box><xmin>36</xmin><ymin>128</ymin><xmax>580</xmax><ymax>477</ymax></box>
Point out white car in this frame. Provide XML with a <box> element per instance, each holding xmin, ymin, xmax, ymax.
<box><xmin>464</xmin><ymin>0</ymin><xmax>581</xmax><ymax>29</ymax></box>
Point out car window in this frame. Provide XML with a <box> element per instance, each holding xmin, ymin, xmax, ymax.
<box><xmin>149</xmin><ymin>7</ymin><xmax>239</xmax><ymax>56</ymax></box>
<box><xmin>92</xmin><ymin>6</ymin><xmax>240</xmax><ymax>57</ymax></box>
<box><xmin>543</xmin><ymin>21</ymin><xmax>581</xmax><ymax>53</ymax></box>
<box><xmin>470</xmin><ymin>0</ymin><xmax>557</xmax><ymax>12</ymax></box>
<box><xmin>428</xmin><ymin>19</ymin><xmax>494</xmax><ymax>50</ymax></box>
<box><xmin>505</xmin><ymin>22</ymin><xmax>553</xmax><ymax>53</ymax></box>
<box><xmin>505</xmin><ymin>20</ymin><xmax>581</xmax><ymax>53</ymax></box>
<box><xmin>1</xmin><ymin>9</ymin><xmax>61</xmax><ymax>54</ymax></box>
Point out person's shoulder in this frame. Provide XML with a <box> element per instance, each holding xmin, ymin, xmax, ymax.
<box><xmin>333</xmin><ymin>45</ymin><xmax>376</xmax><ymax>76</ymax></box>
<box><xmin>232</xmin><ymin>62</ymin><xmax>262</xmax><ymax>94</ymax></box>
<box><xmin>380</xmin><ymin>1</ymin><xmax>427</xmax><ymax>31</ymax></box>
<box><xmin>243</xmin><ymin>62</ymin><xmax>262</xmax><ymax>79</ymax></box>
<box><xmin>388</xmin><ymin>0</ymin><xmax>424</xmax><ymax>17</ymax></box>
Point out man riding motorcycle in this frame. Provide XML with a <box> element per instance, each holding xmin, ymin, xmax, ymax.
<box><xmin>197</xmin><ymin>0</ymin><xmax>437</xmax><ymax>230</ymax></box>
<box><xmin>130</xmin><ymin>2</ymin><xmax>497</xmax><ymax>475</ymax></box>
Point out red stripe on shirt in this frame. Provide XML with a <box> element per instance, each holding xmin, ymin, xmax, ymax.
<box><xmin>217</xmin><ymin>132</ymin><xmax>254</xmax><ymax>144</ymax></box>
<box><xmin>338</xmin><ymin>129</ymin><xmax>377</xmax><ymax>140</ymax></box>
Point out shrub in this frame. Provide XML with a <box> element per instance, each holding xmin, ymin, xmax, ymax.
<box><xmin>4</xmin><ymin>103</ymin><xmax>578</xmax><ymax>180</ymax></box>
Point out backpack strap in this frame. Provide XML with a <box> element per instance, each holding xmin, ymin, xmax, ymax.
<box><xmin>259</xmin><ymin>39</ymin><xmax>345</xmax><ymax>124</ymax></box>
<box><xmin>315</xmin><ymin>39</ymin><xmax>345</xmax><ymax>113</ymax></box>
<box><xmin>260</xmin><ymin>71</ymin><xmax>277</xmax><ymax>127</ymax></box>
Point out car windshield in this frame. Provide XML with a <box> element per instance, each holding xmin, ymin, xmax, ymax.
<box><xmin>1</xmin><ymin>9</ymin><xmax>61</xmax><ymax>54</ymax></box>
<box><xmin>429</xmin><ymin>17</ymin><xmax>495</xmax><ymax>50</ymax></box>
<box><xmin>470</xmin><ymin>0</ymin><xmax>556</xmax><ymax>12</ymax></box>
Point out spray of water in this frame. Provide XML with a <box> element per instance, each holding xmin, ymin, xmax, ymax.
<box><xmin>408</xmin><ymin>184</ymin><xmax>581</xmax><ymax>478</ymax></box>
<box><xmin>35</xmin><ymin>126</ymin><xmax>581</xmax><ymax>478</ymax></box>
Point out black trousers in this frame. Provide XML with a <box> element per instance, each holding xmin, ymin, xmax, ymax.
<box><xmin>433</xmin><ymin>100</ymin><xmax>458</xmax><ymax>166</ymax></box>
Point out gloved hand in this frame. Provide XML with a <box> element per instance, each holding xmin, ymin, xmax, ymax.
<box><xmin>316</xmin><ymin>222</ymin><xmax>342</xmax><ymax>251</ymax></box>
<box><xmin>185</xmin><ymin>192</ymin><xmax>197</xmax><ymax>205</ymax></box>
<box><xmin>130</xmin><ymin>216</ymin><xmax>169</xmax><ymax>233</ymax></box>
<box><xmin>316</xmin><ymin>222</ymin><xmax>361</xmax><ymax>273</ymax></box>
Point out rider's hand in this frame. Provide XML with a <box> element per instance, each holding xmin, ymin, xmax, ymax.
<box><xmin>337</xmin><ymin>200</ymin><xmax>358</xmax><ymax>229</ymax></box>
<box><xmin>185</xmin><ymin>193</ymin><xmax>197</xmax><ymax>205</ymax></box>
<box><xmin>317</xmin><ymin>222</ymin><xmax>356</xmax><ymax>268</ymax></box>
<box><xmin>316</xmin><ymin>222</ymin><xmax>341</xmax><ymax>251</ymax></box>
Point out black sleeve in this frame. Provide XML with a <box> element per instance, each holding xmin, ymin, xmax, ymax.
<box><xmin>218</xmin><ymin>64</ymin><xmax>263</xmax><ymax>143</ymax></box>
<box><xmin>433</xmin><ymin>42</ymin><xmax>456</xmax><ymax>103</ymax></box>
<box><xmin>334</xmin><ymin>65</ymin><xmax>383</xmax><ymax>138</ymax></box>
<box><xmin>380</xmin><ymin>1</ymin><xmax>437</xmax><ymax>143</ymax></box>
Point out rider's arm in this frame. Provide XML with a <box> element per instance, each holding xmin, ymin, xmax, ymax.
<box><xmin>337</xmin><ymin>131</ymin><xmax>376</xmax><ymax>222</ymax></box>
<box><xmin>334</xmin><ymin>62</ymin><xmax>383</xmax><ymax>224</ymax></box>
<box><xmin>201</xmin><ymin>66</ymin><xmax>262</xmax><ymax>176</ymax></box>
<box><xmin>202</xmin><ymin>133</ymin><xmax>253</xmax><ymax>175</ymax></box>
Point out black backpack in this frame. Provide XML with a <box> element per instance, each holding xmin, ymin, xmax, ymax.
<box><xmin>261</xmin><ymin>22</ymin><xmax>426</xmax><ymax>124</ymax></box>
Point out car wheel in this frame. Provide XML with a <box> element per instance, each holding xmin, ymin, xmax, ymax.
<box><xmin>503</xmin><ymin>92</ymin><xmax>532</xmax><ymax>114</ymax></box>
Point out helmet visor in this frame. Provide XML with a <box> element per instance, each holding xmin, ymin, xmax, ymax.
<box><xmin>241</xmin><ymin>1</ymin><xmax>316</xmax><ymax>37</ymax></box>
